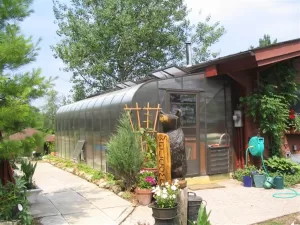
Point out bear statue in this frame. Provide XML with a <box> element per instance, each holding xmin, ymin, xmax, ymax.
<box><xmin>159</xmin><ymin>109</ymin><xmax>187</xmax><ymax>179</ymax></box>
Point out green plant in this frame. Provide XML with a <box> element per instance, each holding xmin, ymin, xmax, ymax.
<box><xmin>240</xmin><ymin>61</ymin><xmax>299</xmax><ymax>157</ymax></box>
<box><xmin>107</xmin><ymin>113</ymin><xmax>144</xmax><ymax>190</ymax></box>
<box><xmin>140</xmin><ymin>128</ymin><xmax>157</xmax><ymax>168</ymax></box>
<box><xmin>0</xmin><ymin>177</ymin><xmax>32</xmax><ymax>225</ymax></box>
<box><xmin>264</xmin><ymin>156</ymin><xmax>300</xmax><ymax>174</ymax></box>
<box><xmin>284</xmin><ymin>171</ymin><xmax>300</xmax><ymax>187</ymax></box>
<box><xmin>122</xmin><ymin>191</ymin><xmax>132</xmax><ymax>200</ymax></box>
<box><xmin>137</xmin><ymin>171</ymin><xmax>156</xmax><ymax>189</ymax></box>
<box><xmin>91</xmin><ymin>171</ymin><xmax>105</xmax><ymax>181</ymax></box>
<box><xmin>20</xmin><ymin>160</ymin><xmax>37</xmax><ymax>189</ymax></box>
<box><xmin>152</xmin><ymin>180</ymin><xmax>179</xmax><ymax>208</ymax></box>
<box><xmin>232</xmin><ymin>165</ymin><xmax>257</xmax><ymax>181</ymax></box>
<box><xmin>293</xmin><ymin>115</ymin><xmax>300</xmax><ymax>131</ymax></box>
<box><xmin>189</xmin><ymin>203</ymin><xmax>211</xmax><ymax>225</ymax></box>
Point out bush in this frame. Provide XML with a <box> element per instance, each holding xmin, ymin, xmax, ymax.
<box><xmin>264</xmin><ymin>156</ymin><xmax>300</xmax><ymax>174</ymax></box>
<box><xmin>0</xmin><ymin>178</ymin><xmax>32</xmax><ymax>225</ymax></box>
<box><xmin>232</xmin><ymin>165</ymin><xmax>257</xmax><ymax>181</ymax></box>
<box><xmin>107</xmin><ymin>113</ymin><xmax>144</xmax><ymax>190</ymax></box>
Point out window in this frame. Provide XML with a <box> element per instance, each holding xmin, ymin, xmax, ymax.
<box><xmin>170</xmin><ymin>93</ymin><xmax>196</xmax><ymax>126</ymax></box>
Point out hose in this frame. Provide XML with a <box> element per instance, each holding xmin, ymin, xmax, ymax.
<box><xmin>272</xmin><ymin>188</ymin><xmax>300</xmax><ymax>199</ymax></box>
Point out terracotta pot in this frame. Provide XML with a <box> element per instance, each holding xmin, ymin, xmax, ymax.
<box><xmin>51</xmin><ymin>152</ymin><xmax>57</xmax><ymax>156</ymax></box>
<box><xmin>141</xmin><ymin>167</ymin><xmax>158</xmax><ymax>174</ymax></box>
<box><xmin>135</xmin><ymin>188</ymin><xmax>153</xmax><ymax>206</ymax></box>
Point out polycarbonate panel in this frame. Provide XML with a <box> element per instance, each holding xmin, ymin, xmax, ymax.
<box><xmin>85</xmin><ymin>99</ymin><xmax>95</xmax><ymax>167</ymax></box>
<box><xmin>182</xmin><ymin>74</ymin><xmax>205</xmax><ymax>90</ymax></box>
<box><xmin>67</xmin><ymin>104</ymin><xmax>76</xmax><ymax>159</ymax></box>
<box><xmin>158</xmin><ymin>77</ymin><xmax>183</xmax><ymax>89</ymax></box>
<box><xmin>100</xmin><ymin>96</ymin><xmax>114</xmax><ymax>171</ymax></box>
<box><xmin>93</xmin><ymin>98</ymin><xmax>105</xmax><ymax>169</ymax></box>
<box><xmin>110</xmin><ymin>93</ymin><xmax>126</xmax><ymax>134</ymax></box>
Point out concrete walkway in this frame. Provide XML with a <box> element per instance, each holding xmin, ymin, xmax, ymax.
<box><xmin>30</xmin><ymin>162</ymin><xmax>133</xmax><ymax>225</ymax></box>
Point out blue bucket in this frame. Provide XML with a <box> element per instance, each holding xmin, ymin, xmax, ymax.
<box><xmin>243</xmin><ymin>176</ymin><xmax>253</xmax><ymax>187</ymax></box>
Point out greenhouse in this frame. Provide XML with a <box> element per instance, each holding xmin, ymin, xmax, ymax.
<box><xmin>56</xmin><ymin>66</ymin><xmax>233</xmax><ymax>177</ymax></box>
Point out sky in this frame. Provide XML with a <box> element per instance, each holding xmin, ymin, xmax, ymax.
<box><xmin>19</xmin><ymin>0</ymin><xmax>300</xmax><ymax>106</ymax></box>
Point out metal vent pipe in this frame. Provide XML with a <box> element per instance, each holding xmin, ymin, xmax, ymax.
<box><xmin>186</xmin><ymin>42</ymin><xmax>192</xmax><ymax>67</ymax></box>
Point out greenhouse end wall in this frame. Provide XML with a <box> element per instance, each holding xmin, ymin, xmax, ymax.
<box><xmin>56</xmin><ymin>73</ymin><xmax>233</xmax><ymax>176</ymax></box>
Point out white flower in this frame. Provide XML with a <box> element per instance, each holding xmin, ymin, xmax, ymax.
<box><xmin>152</xmin><ymin>186</ymin><xmax>158</xmax><ymax>193</ymax></box>
<box><xmin>17</xmin><ymin>204</ymin><xmax>23</xmax><ymax>212</ymax></box>
<box><xmin>165</xmin><ymin>182</ymin><xmax>169</xmax><ymax>187</ymax></box>
<box><xmin>174</xmin><ymin>179</ymin><xmax>179</xmax><ymax>185</ymax></box>
<box><xmin>156</xmin><ymin>191</ymin><xmax>161</xmax><ymax>197</ymax></box>
<box><xmin>172</xmin><ymin>194</ymin><xmax>176</xmax><ymax>199</ymax></box>
<box><xmin>171</xmin><ymin>185</ymin><xmax>177</xmax><ymax>191</ymax></box>
<box><xmin>162</xmin><ymin>193</ymin><xmax>168</xmax><ymax>199</ymax></box>
<box><xmin>162</xmin><ymin>188</ymin><xmax>167</xmax><ymax>194</ymax></box>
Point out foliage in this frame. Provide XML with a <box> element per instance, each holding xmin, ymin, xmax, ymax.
<box><xmin>46</xmin><ymin>141</ymin><xmax>56</xmax><ymax>153</ymax></box>
<box><xmin>43</xmin><ymin>155</ymin><xmax>114</xmax><ymax>182</ymax></box>
<box><xmin>140</xmin><ymin>128</ymin><xmax>157</xmax><ymax>168</ymax></box>
<box><xmin>249</xmin><ymin>34</ymin><xmax>277</xmax><ymax>49</ymax></box>
<box><xmin>0</xmin><ymin>177</ymin><xmax>32</xmax><ymax>225</ymax></box>
<box><xmin>240</xmin><ymin>61</ymin><xmax>299</xmax><ymax>156</ymax></box>
<box><xmin>42</xmin><ymin>89</ymin><xmax>64</xmax><ymax>133</ymax></box>
<box><xmin>53</xmin><ymin>0</ymin><xmax>225</xmax><ymax>99</ymax></box>
<box><xmin>152</xmin><ymin>180</ymin><xmax>179</xmax><ymax>208</ymax></box>
<box><xmin>190</xmin><ymin>203</ymin><xmax>211</xmax><ymax>225</ymax></box>
<box><xmin>0</xmin><ymin>0</ymin><xmax>52</xmax><ymax>165</ymax></box>
<box><xmin>136</xmin><ymin>170</ymin><xmax>156</xmax><ymax>189</ymax></box>
<box><xmin>283</xmin><ymin>171</ymin><xmax>300</xmax><ymax>187</ymax></box>
<box><xmin>232</xmin><ymin>165</ymin><xmax>258</xmax><ymax>181</ymax></box>
<box><xmin>107</xmin><ymin>113</ymin><xmax>144</xmax><ymax>189</ymax></box>
<box><xmin>264</xmin><ymin>156</ymin><xmax>300</xmax><ymax>174</ymax></box>
<box><xmin>288</xmin><ymin>110</ymin><xmax>300</xmax><ymax>131</ymax></box>
<box><xmin>20</xmin><ymin>159</ymin><xmax>37</xmax><ymax>189</ymax></box>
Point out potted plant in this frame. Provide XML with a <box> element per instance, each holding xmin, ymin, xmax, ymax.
<box><xmin>20</xmin><ymin>159</ymin><xmax>42</xmax><ymax>204</ymax></box>
<box><xmin>149</xmin><ymin>180</ymin><xmax>180</xmax><ymax>224</ymax></box>
<box><xmin>135</xmin><ymin>170</ymin><xmax>157</xmax><ymax>205</ymax></box>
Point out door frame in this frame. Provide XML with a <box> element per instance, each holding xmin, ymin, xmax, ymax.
<box><xmin>165</xmin><ymin>89</ymin><xmax>202</xmax><ymax>177</ymax></box>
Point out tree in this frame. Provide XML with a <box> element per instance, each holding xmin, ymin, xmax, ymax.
<box><xmin>249</xmin><ymin>34</ymin><xmax>277</xmax><ymax>49</ymax></box>
<box><xmin>53</xmin><ymin>0</ymin><xmax>226</xmax><ymax>100</ymax></box>
<box><xmin>0</xmin><ymin>0</ymin><xmax>51</xmax><ymax>185</ymax></box>
<box><xmin>42</xmin><ymin>89</ymin><xmax>60</xmax><ymax>133</ymax></box>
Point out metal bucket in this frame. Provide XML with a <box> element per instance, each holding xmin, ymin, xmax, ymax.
<box><xmin>187</xmin><ymin>192</ymin><xmax>203</xmax><ymax>223</ymax></box>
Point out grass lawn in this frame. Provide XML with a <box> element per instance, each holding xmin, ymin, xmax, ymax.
<box><xmin>254</xmin><ymin>212</ymin><xmax>300</xmax><ymax>225</ymax></box>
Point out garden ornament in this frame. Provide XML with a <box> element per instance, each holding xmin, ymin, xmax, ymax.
<box><xmin>159</xmin><ymin>110</ymin><xmax>187</xmax><ymax>179</ymax></box>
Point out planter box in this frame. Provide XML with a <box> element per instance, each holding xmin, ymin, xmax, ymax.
<box><xmin>27</xmin><ymin>188</ymin><xmax>42</xmax><ymax>204</ymax></box>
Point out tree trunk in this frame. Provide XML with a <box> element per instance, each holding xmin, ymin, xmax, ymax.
<box><xmin>0</xmin><ymin>159</ymin><xmax>15</xmax><ymax>185</ymax></box>
<box><xmin>0</xmin><ymin>131</ymin><xmax>15</xmax><ymax>185</ymax></box>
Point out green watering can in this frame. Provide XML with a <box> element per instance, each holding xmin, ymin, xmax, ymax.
<box><xmin>263</xmin><ymin>177</ymin><xmax>275</xmax><ymax>189</ymax></box>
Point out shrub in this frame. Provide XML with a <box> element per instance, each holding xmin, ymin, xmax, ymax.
<box><xmin>20</xmin><ymin>160</ymin><xmax>37</xmax><ymax>189</ymax></box>
<box><xmin>107</xmin><ymin>113</ymin><xmax>144</xmax><ymax>189</ymax></box>
<box><xmin>264</xmin><ymin>156</ymin><xmax>300</xmax><ymax>174</ymax></box>
<box><xmin>0</xmin><ymin>178</ymin><xmax>32</xmax><ymax>225</ymax></box>
<box><xmin>232</xmin><ymin>165</ymin><xmax>257</xmax><ymax>181</ymax></box>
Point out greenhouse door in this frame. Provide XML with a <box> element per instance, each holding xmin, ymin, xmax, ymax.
<box><xmin>167</xmin><ymin>92</ymin><xmax>200</xmax><ymax>176</ymax></box>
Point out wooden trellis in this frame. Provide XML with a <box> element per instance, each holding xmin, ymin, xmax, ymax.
<box><xmin>124</xmin><ymin>103</ymin><xmax>161</xmax><ymax>151</ymax></box>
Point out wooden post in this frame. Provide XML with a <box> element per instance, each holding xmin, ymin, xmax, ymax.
<box><xmin>178</xmin><ymin>187</ymin><xmax>188</xmax><ymax>225</ymax></box>
<box><xmin>156</xmin><ymin>133</ymin><xmax>172</xmax><ymax>185</ymax></box>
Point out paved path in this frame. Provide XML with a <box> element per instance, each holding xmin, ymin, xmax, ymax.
<box><xmin>30</xmin><ymin>162</ymin><xmax>133</xmax><ymax>225</ymax></box>
<box><xmin>122</xmin><ymin>180</ymin><xmax>300</xmax><ymax>225</ymax></box>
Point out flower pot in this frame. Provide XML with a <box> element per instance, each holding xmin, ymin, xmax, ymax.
<box><xmin>253</xmin><ymin>174</ymin><xmax>266</xmax><ymax>188</ymax></box>
<box><xmin>27</xmin><ymin>188</ymin><xmax>42</xmax><ymax>204</ymax></box>
<box><xmin>135</xmin><ymin>188</ymin><xmax>153</xmax><ymax>206</ymax></box>
<box><xmin>141</xmin><ymin>167</ymin><xmax>158</xmax><ymax>174</ymax></box>
<box><xmin>150</xmin><ymin>204</ymin><xmax>178</xmax><ymax>219</ymax></box>
<box><xmin>50</xmin><ymin>152</ymin><xmax>56</xmax><ymax>156</ymax></box>
<box><xmin>243</xmin><ymin>176</ymin><xmax>253</xmax><ymax>187</ymax></box>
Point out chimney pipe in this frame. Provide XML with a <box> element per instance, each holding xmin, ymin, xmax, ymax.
<box><xmin>186</xmin><ymin>42</ymin><xmax>192</xmax><ymax>67</ymax></box>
